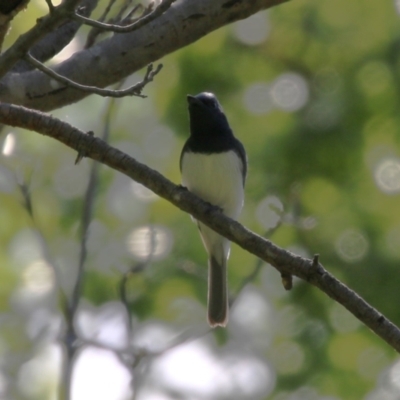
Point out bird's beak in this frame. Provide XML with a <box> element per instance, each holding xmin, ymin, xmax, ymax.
<box><xmin>187</xmin><ymin>95</ymin><xmax>199</xmax><ymax>105</ymax></box>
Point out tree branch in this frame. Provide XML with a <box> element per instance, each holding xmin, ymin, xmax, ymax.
<box><xmin>0</xmin><ymin>0</ymin><xmax>30</xmax><ymax>52</ymax></box>
<box><xmin>0</xmin><ymin>102</ymin><xmax>399</xmax><ymax>353</ymax></box>
<box><xmin>0</xmin><ymin>0</ymin><xmax>82</xmax><ymax>78</ymax></box>
<box><xmin>0</xmin><ymin>0</ymin><xmax>29</xmax><ymax>15</ymax></box>
<box><xmin>64</xmin><ymin>89</ymin><xmax>128</xmax><ymax>399</ymax></box>
<box><xmin>0</xmin><ymin>0</ymin><xmax>287</xmax><ymax>111</ymax></box>
<box><xmin>12</xmin><ymin>0</ymin><xmax>99</xmax><ymax>72</ymax></box>
<box><xmin>84</xmin><ymin>0</ymin><xmax>139</xmax><ymax>48</ymax></box>
<box><xmin>25</xmin><ymin>54</ymin><xmax>163</xmax><ymax>98</ymax></box>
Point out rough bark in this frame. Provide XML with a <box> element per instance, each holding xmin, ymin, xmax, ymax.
<box><xmin>0</xmin><ymin>0</ymin><xmax>287</xmax><ymax>111</ymax></box>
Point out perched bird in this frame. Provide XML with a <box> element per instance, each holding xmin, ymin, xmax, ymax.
<box><xmin>180</xmin><ymin>92</ymin><xmax>247</xmax><ymax>327</ymax></box>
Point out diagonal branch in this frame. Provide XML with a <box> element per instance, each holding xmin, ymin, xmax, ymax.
<box><xmin>12</xmin><ymin>0</ymin><xmax>99</xmax><ymax>72</ymax></box>
<box><xmin>25</xmin><ymin>54</ymin><xmax>163</xmax><ymax>98</ymax></box>
<box><xmin>84</xmin><ymin>0</ymin><xmax>138</xmax><ymax>48</ymax></box>
<box><xmin>0</xmin><ymin>0</ymin><xmax>82</xmax><ymax>78</ymax></box>
<box><xmin>0</xmin><ymin>0</ymin><xmax>30</xmax><ymax>52</ymax></box>
<box><xmin>0</xmin><ymin>103</ymin><xmax>399</xmax><ymax>353</ymax></box>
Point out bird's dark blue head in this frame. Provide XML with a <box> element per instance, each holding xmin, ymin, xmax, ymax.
<box><xmin>183</xmin><ymin>92</ymin><xmax>246</xmax><ymax>163</ymax></box>
<box><xmin>187</xmin><ymin>92</ymin><xmax>223</xmax><ymax>112</ymax></box>
<box><xmin>187</xmin><ymin>92</ymin><xmax>232</xmax><ymax>139</ymax></box>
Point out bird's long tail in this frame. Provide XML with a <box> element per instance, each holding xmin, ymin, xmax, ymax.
<box><xmin>208</xmin><ymin>256</ymin><xmax>228</xmax><ymax>327</ymax></box>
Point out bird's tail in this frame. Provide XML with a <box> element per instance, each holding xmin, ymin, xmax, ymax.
<box><xmin>208</xmin><ymin>255</ymin><xmax>228</xmax><ymax>327</ymax></box>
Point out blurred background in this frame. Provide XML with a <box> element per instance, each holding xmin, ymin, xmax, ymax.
<box><xmin>1</xmin><ymin>0</ymin><xmax>400</xmax><ymax>398</ymax></box>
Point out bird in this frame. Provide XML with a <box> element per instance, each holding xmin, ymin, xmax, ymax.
<box><xmin>180</xmin><ymin>92</ymin><xmax>247</xmax><ymax>327</ymax></box>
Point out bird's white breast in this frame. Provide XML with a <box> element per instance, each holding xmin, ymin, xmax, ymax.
<box><xmin>181</xmin><ymin>150</ymin><xmax>244</xmax><ymax>219</ymax></box>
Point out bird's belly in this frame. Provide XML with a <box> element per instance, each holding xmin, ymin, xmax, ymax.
<box><xmin>181</xmin><ymin>151</ymin><xmax>244</xmax><ymax>219</ymax></box>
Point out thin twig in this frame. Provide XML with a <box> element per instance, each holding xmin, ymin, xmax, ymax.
<box><xmin>16</xmin><ymin>178</ymin><xmax>66</xmax><ymax>292</ymax></box>
<box><xmin>64</xmin><ymin>83</ymin><xmax>128</xmax><ymax>398</ymax></box>
<box><xmin>73</xmin><ymin>0</ymin><xmax>176</xmax><ymax>33</ymax></box>
<box><xmin>63</xmin><ymin>148</ymin><xmax>99</xmax><ymax>399</ymax></box>
<box><xmin>18</xmin><ymin>180</ymin><xmax>34</xmax><ymax>218</ymax></box>
<box><xmin>16</xmin><ymin>174</ymin><xmax>73</xmax><ymax>400</ymax></box>
<box><xmin>118</xmin><ymin>223</ymin><xmax>158</xmax><ymax>335</ymax></box>
<box><xmin>118</xmin><ymin>263</ymin><xmax>146</xmax><ymax>329</ymax></box>
<box><xmin>124</xmin><ymin>2</ymin><xmax>142</xmax><ymax>21</ymax></box>
<box><xmin>98</xmin><ymin>0</ymin><xmax>118</xmax><ymax>22</ymax></box>
<box><xmin>45</xmin><ymin>0</ymin><xmax>55</xmax><ymax>13</ymax></box>
<box><xmin>13</xmin><ymin>0</ymin><xmax>99</xmax><ymax>72</ymax></box>
<box><xmin>114</xmin><ymin>0</ymin><xmax>135</xmax><ymax>22</ymax></box>
<box><xmin>85</xmin><ymin>0</ymin><xmax>117</xmax><ymax>48</ymax></box>
<box><xmin>64</xmin><ymin>92</ymin><xmax>123</xmax><ymax>400</ymax></box>
<box><xmin>25</xmin><ymin>53</ymin><xmax>163</xmax><ymax>98</ymax></box>
<box><xmin>77</xmin><ymin>323</ymin><xmax>211</xmax><ymax>368</ymax></box>
<box><xmin>85</xmin><ymin>0</ymin><xmax>134</xmax><ymax>48</ymax></box>
<box><xmin>230</xmin><ymin>259</ymin><xmax>264</xmax><ymax>307</ymax></box>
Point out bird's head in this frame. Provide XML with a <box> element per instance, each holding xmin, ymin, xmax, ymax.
<box><xmin>187</xmin><ymin>92</ymin><xmax>223</xmax><ymax>113</ymax></box>
<box><xmin>186</xmin><ymin>92</ymin><xmax>231</xmax><ymax>137</ymax></box>
<box><xmin>187</xmin><ymin>92</ymin><xmax>238</xmax><ymax>148</ymax></box>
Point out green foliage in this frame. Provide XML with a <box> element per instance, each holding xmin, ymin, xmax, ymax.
<box><xmin>2</xmin><ymin>0</ymin><xmax>400</xmax><ymax>398</ymax></box>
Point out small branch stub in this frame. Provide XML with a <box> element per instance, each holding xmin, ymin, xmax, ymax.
<box><xmin>75</xmin><ymin>130</ymin><xmax>94</xmax><ymax>164</ymax></box>
<box><xmin>45</xmin><ymin>0</ymin><xmax>55</xmax><ymax>13</ymax></box>
<box><xmin>281</xmin><ymin>272</ymin><xmax>293</xmax><ymax>290</ymax></box>
<box><xmin>311</xmin><ymin>254</ymin><xmax>320</xmax><ymax>270</ymax></box>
